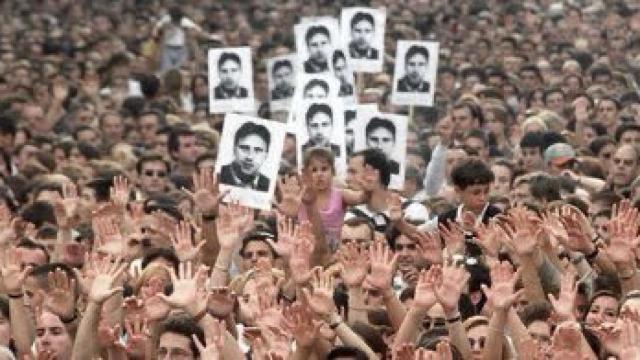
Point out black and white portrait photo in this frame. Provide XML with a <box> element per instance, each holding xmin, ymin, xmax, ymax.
<box><xmin>341</xmin><ymin>7</ymin><xmax>386</xmax><ymax>72</ymax></box>
<box><xmin>267</xmin><ymin>54</ymin><xmax>298</xmax><ymax>111</ymax></box>
<box><xmin>208</xmin><ymin>47</ymin><xmax>255</xmax><ymax>113</ymax></box>
<box><xmin>354</xmin><ymin>107</ymin><xmax>407</xmax><ymax>190</ymax></box>
<box><xmin>286</xmin><ymin>74</ymin><xmax>340</xmax><ymax>126</ymax></box>
<box><xmin>344</xmin><ymin>104</ymin><xmax>377</xmax><ymax>157</ymax></box>
<box><xmin>295</xmin><ymin>17</ymin><xmax>341</xmax><ymax>75</ymax></box>
<box><xmin>296</xmin><ymin>100</ymin><xmax>347</xmax><ymax>177</ymax></box>
<box><xmin>332</xmin><ymin>50</ymin><xmax>356</xmax><ymax>104</ymax></box>
<box><xmin>391</xmin><ymin>41</ymin><xmax>439</xmax><ymax>107</ymax></box>
<box><xmin>216</xmin><ymin>114</ymin><xmax>284</xmax><ymax>210</ymax></box>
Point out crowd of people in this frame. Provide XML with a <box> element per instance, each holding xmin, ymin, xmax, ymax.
<box><xmin>2</xmin><ymin>0</ymin><xmax>640</xmax><ymax>359</ymax></box>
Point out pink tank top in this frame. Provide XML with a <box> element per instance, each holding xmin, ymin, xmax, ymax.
<box><xmin>298</xmin><ymin>187</ymin><xmax>345</xmax><ymax>252</ymax></box>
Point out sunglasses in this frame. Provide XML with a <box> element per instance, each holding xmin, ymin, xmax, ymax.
<box><xmin>143</xmin><ymin>170</ymin><xmax>167</xmax><ymax>178</ymax></box>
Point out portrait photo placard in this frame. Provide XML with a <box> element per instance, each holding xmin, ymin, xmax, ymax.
<box><xmin>215</xmin><ymin>114</ymin><xmax>285</xmax><ymax>210</ymax></box>
<box><xmin>266</xmin><ymin>54</ymin><xmax>299</xmax><ymax>112</ymax></box>
<box><xmin>285</xmin><ymin>73</ymin><xmax>340</xmax><ymax>127</ymax></box>
<box><xmin>332</xmin><ymin>49</ymin><xmax>357</xmax><ymax>105</ymax></box>
<box><xmin>353</xmin><ymin>108</ymin><xmax>408</xmax><ymax>190</ymax></box>
<box><xmin>340</xmin><ymin>7</ymin><xmax>386</xmax><ymax>73</ymax></box>
<box><xmin>295</xmin><ymin>99</ymin><xmax>347</xmax><ymax>178</ymax></box>
<box><xmin>294</xmin><ymin>17</ymin><xmax>342</xmax><ymax>75</ymax></box>
<box><xmin>344</xmin><ymin>103</ymin><xmax>378</xmax><ymax>158</ymax></box>
<box><xmin>208</xmin><ymin>47</ymin><xmax>255</xmax><ymax>113</ymax></box>
<box><xmin>391</xmin><ymin>41</ymin><xmax>439</xmax><ymax>107</ymax></box>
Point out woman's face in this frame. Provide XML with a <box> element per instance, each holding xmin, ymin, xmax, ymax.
<box><xmin>490</xmin><ymin>164</ymin><xmax>512</xmax><ymax>196</ymax></box>
<box><xmin>139</xmin><ymin>273</ymin><xmax>170</xmax><ymax>300</ymax></box>
<box><xmin>467</xmin><ymin>324</ymin><xmax>488</xmax><ymax>360</ymax></box>
<box><xmin>585</xmin><ymin>295</ymin><xmax>618</xmax><ymax>326</ymax></box>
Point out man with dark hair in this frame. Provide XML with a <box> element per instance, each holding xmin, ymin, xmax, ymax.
<box><xmin>136</xmin><ymin>152</ymin><xmax>171</xmax><ymax>195</ymax></box>
<box><xmin>219</xmin><ymin>121</ymin><xmax>271</xmax><ymax>192</ymax></box>
<box><xmin>304</xmin><ymin>25</ymin><xmax>331</xmax><ymax>73</ymax></box>
<box><xmin>616</xmin><ymin>123</ymin><xmax>640</xmax><ymax>145</ymax></box>
<box><xmin>214</xmin><ymin>52</ymin><xmax>248</xmax><ymax>99</ymax></box>
<box><xmin>333</xmin><ymin>50</ymin><xmax>353</xmax><ymax>96</ymax></box>
<box><xmin>303</xmin><ymin>79</ymin><xmax>330</xmax><ymax>99</ymax></box>
<box><xmin>168</xmin><ymin>127</ymin><xmax>200</xmax><ymax>176</ymax></box>
<box><xmin>157</xmin><ymin>314</ymin><xmax>205</xmax><ymax>359</ymax></box>
<box><xmin>397</xmin><ymin>45</ymin><xmax>431</xmax><ymax>93</ymax></box>
<box><xmin>520</xmin><ymin>131</ymin><xmax>545</xmax><ymax>172</ymax></box>
<box><xmin>349</xmin><ymin>11</ymin><xmax>379</xmax><ymax>60</ymax></box>
<box><xmin>301</xmin><ymin>103</ymin><xmax>341</xmax><ymax>156</ymax></box>
<box><xmin>270</xmin><ymin>59</ymin><xmax>294</xmax><ymax>100</ymax></box>
<box><xmin>365</xmin><ymin>117</ymin><xmax>399</xmax><ymax>174</ymax></box>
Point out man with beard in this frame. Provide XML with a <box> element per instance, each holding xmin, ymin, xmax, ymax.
<box><xmin>219</xmin><ymin>121</ymin><xmax>270</xmax><ymax>192</ymax></box>
<box><xmin>303</xmin><ymin>26</ymin><xmax>332</xmax><ymax>73</ymax></box>
<box><xmin>397</xmin><ymin>45</ymin><xmax>431</xmax><ymax>93</ymax></box>
<box><xmin>348</xmin><ymin>11</ymin><xmax>379</xmax><ymax>60</ymax></box>
<box><xmin>214</xmin><ymin>52</ymin><xmax>248</xmax><ymax>99</ymax></box>
<box><xmin>270</xmin><ymin>59</ymin><xmax>294</xmax><ymax>100</ymax></box>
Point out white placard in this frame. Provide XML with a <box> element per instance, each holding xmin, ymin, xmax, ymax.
<box><xmin>208</xmin><ymin>47</ymin><xmax>255</xmax><ymax>113</ymax></box>
<box><xmin>341</xmin><ymin>7</ymin><xmax>386</xmax><ymax>73</ymax></box>
<box><xmin>391</xmin><ymin>41</ymin><xmax>439</xmax><ymax>107</ymax></box>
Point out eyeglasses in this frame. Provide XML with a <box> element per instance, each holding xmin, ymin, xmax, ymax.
<box><xmin>143</xmin><ymin>170</ymin><xmax>167</xmax><ymax>178</ymax></box>
<box><xmin>468</xmin><ymin>336</ymin><xmax>486</xmax><ymax>349</ymax></box>
<box><xmin>423</xmin><ymin>316</ymin><xmax>446</xmax><ymax>330</ymax></box>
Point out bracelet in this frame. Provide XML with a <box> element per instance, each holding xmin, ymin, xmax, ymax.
<box><xmin>446</xmin><ymin>314</ymin><xmax>461</xmax><ymax>323</ymax></box>
<box><xmin>7</xmin><ymin>292</ymin><xmax>23</xmax><ymax>299</ymax></box>
<box><xmin>620</xmin><ymin>270</ymin><xmax>636</xmax><ymax>280</ymax></box>
<box><xmin>585</xmin><ymin>247</ymin><xmax>599</xmax><ymax>262</ymax></box>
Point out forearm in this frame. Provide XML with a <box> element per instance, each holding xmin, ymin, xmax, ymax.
<box><xmin>9</xmin><ymin>297</ymin><xmax>35</xmax><ymax>357</ymax></box>
<box><xmin>54</xmin><ymin>227</ymin><xmax>72</xmax><ymax>262</ymax></box>
<box><xmin>305</xmin><ymin>203</ymin><xmax>330</xmax><ymax>266</ymax></box>
<box><xmin>340</xmin><ymin>188</ymin><xmax>369</xmax><ymax>206</ymax></box>
<box><xmin>575</xmin><ymin>175</ymin><xmax>606</xmax><ymax>193</ymax></box>
<box><xmin>424</xmin><ymin>144</ymin><xmax>447</xmax><ymax>196</ymax></box>
<box><xmin>616</xmin><ymin>263</ymin><xmax>640</xmax><ymax>294</ymax></box>
<box><xmin>291</xmin><ymin>345</ymin><xmax>313</xmax><ymax>360</ymax></box>
<box><xmin>382</xmin><ymin>289</ymin><xmax>407</xmax><ymax>331</ymax></box>
<box><xmin>483</xmin><ymin>308</ymin><xmax>506</xmax><ymax>360</ymax></box>
<box><xmin>347</xmin><ymin>287</ymin><xmax>369</xmax><ymax>324</ymax></box>
<box><xmin>393</xmin><ymin>307</ymin><xmax>426</xmax><ymax>348</ymax></box>
<box><xmin>335</xmin><ymin>322</ymin><xmax>378</xmax><ymax>359</ymax></box>
<box><xmin>211</xmin><ymin>247</ymin><xmax>234</xmax><ymax>287</ymax></box>
<box><xmin>507</xmin><ymin>307</ymin><xmax>531</xmax><ymax>355</ymax></box>
<box><xmin>72</xmin><ymin>301</ymin><xmax>102</xmax><ymax>360</ymax></box>
<box><xmin>519</xmin><ymin>255</ymin><xmax>546</xmax><ymax>302</ymax></box>
<box><xmin>445</xmin><ymin>310</ymin><xmax>472</xmax><ymax>360</ymax></box>
<box><xmin>199</xmin><ymin>315</ymin><xmax>244</xmax><ymax>360</ymax></box>
<box><xmin>199</xmin><ymin>219</ymin><xmax>219</xmax><ymax>268</ymax></box>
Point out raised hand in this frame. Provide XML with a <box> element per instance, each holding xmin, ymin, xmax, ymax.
<box><xmin>207</xmin><ymin>286</ymin><xmax>236</xmax><ymax>318</ymax></box>
<box><xmin>42</xmin><ymin>268</ymin><xmax>77</xmax><ymax>320</ymax></box>
<box><xmin>550</xmin><ymin>321</ymin><xmax>584</xmax><ymax>358</ymax></box>
<box><xmin>216</xmin><ymin>202</ymin><xmax>251</xmax><ymax>250</ymax></box>
<box><xmin>439</xmin><ymin>221</ymin><xmax>465</xmax><ymax>255</ymax></box>
<box><xmin>275</xmin><ymin>174</ymin><xmax>304</xmax><ymax>217</ymax></box>
<box><xmin>365</xmin><ymin>241</ymin><xmax>398</xmax><ymax>291</ymax></box>
<box><xmin>547</xmin><ymin>267</ymin><xmax>577</xmax><ymax>321</ymax></box>
<box><xmin>88</xmin><ymin>255</ymin><xmax>127</xmax><ymax>304</ymax></box>
<box><xmin>558</xmin><ymin>205</ymin><xmax>597</xmax><ymax>255</ymax></box>
<box><xmin>414</xmin><ymin>231</ymin><xmax>444</xmax><ymax>265</ymax></box>
<box><xmin>338</xmin><ymin>242</ymin><xmax>368</xmax><ymax>288</ymax></box>
<box><xmin>435</xmin><ymin>261</ymin><xmax>469</xmax><ymax>315</ymax></box>
<box><xmin>288</xmin><ymin>223</ymin><xmax>315</xmax><ymax>286</ymax></box>
<box><xmin>124</xmin><ymin>315</ymin><xmax>151</xmax><ymax>359</ymax></box>
<box><xmin>274</xmin><ymin>215</ymin><xmax>297</xmax><ymax>259</ymax></box>
<box><xmin>302</xmin><ymin>268</ymin><xmax>336</xmax><ymax>318</ymax></box>
<box><xmin>474</xmin><ymin>221</ymin><xmax>502</xmax><ymax>259</ymax></box>
<box><xmin>110</xmin><ymin>175</ymin><xmax>131</xmax><ymax>209</ymax></box>
<box><xmin>619</xmin><ymin>318</ymin><xmax>640</xmax><ymax>360</ymax></box>
<box><xmin>413</xmin><ymin>266</ymin><xmax>440</xmax><ymax>311</ymax></box>
<box><xmin>606</xmin><ymin>200</ymin><xmax>639</xmax><ymax>267</ymax></box>
<box><xmin>192</xmin><ymin>318</ymin><xmax>225</xmax><ymax>360</ymax></box>
<box><xmin>1</xmin><ymin>247</ymin><xmax>30</xmax><ymax>295</ymax></box>
<box><xmin>394</xmin><ymin>343</ymin><xmax>416</xmax><ymax>360</ymax></box>
<box><xmin>93</xmin><ymin>216</ymin><xmax>125</xmax><ymax>257</ymax></box>
<box><xmin>185</xmin><ymin>170</ymin><xmax>226</xmax><ymax>216</ymax></box>
<box><xmin>481</xmin><ymin>261</ymin><xmax>523</xmax><ymax>310</ymax></box>
<box><xmin>53</xmin><ymin>182</ymin><xmax>79</xmax><ymax>229</ymax></box>
<box><xmin>157</xmin><ymin>261</ymin><xmax>209</xmax><ymax>318</ymax></box>
<box><xmin>143</xmin><ymin>293</ymin><xmax>171</xmax><ymax>321</ymax></box>
<box><xmin>171</xmin><ymin>221</ymin><xmax>205</xmax><ymax>262</ymax></box>
<box><xmin>540</xmin><ymin>210</ymin><xmax>569</xmax><ymax>247</ymax></box>
<box><xmin>283</xmin><ymin>302</ymin><xmax>322</xmax><ymax>349</ymax></box>
<box><xmin>501</xmin><ymin>207</ymin><xmax>540</xmax><ymax>257</ymax></box>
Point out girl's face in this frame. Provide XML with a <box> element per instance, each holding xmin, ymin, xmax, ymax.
<box><xmin>306</xmin><ymin>157</ymin><xmax>333</xmax><ymax>191</ymax></box>
<box><xmin>585</xmin><ymin>295</ymin><xmax>618</xmax><ymax>326</ymax></box>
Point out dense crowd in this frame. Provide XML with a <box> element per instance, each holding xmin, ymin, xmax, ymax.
<box><xmin>2</xmin><ymin>0</ymin><xmax>640</xmax><ymax>359</ymax></box>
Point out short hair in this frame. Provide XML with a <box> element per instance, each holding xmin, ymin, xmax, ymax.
<box><xmin>29</xmin><ymin>263</ymin><xmax>78</xmax><ymax>293</ymax></box>
<box><xmin>519</xmin><ymin>301</ymin><xmax>553</xmax><ymax>327</ymax></box>
<box><xmin>465</xmin><ymin>128</ymin><xmax>489</xmax><ymax>146</ymax></box>
<box><xmin>520</xmin><ymin>131</ymin><xmax>545</xmax><ymax>151</ymax></box>
<box><xmin>217</xmin><ymin>52</ymin><xmax>241</xmax><ymax>69</ymax></box>
<box><xmin>238</xmin><ymin>230</ymin><xmax>277</xmax><ymax>258</ymax></box>
<box><xmin>305</xmin><ymin>103</ymin><xmax>333</xmax><ymax>125</ymax></box>
<box><xmin>20</xmin><ymin>201</ymin><xmax>56</xmax><ymax>228</ymax></box>
<box><xmin>365</xmin><ymin>117</ymin><xmax>396</xmax><ymax>140</ymax></box>
<box><xmin>615</xmin><ymin>124</ymin><xmax>640</xmax><ymax>143</ymax></box>
<box><xmin>542</xmin><ymin>88</ymin><xmax>565</xmax><ymax>105</ymax></box>
<box><xmin>234</xmin><ymin>121</ymin><xmax>271</xmax><ymax>151</ymax></box>
<box><xmin>195</xmin><ymin>151</ymin><xmax>217</xmax><ymax>169</ymax></box>
<box><xmin>136</xmin><ymin>152</ymin><xmax>170</xmax><ymax>175</ymax></box>
<box><xmin>342</xmin><ymin>216</ymin><xmax>374</xmax><ymax>241</ymax></box>
<box><xmin>303</xmin><ymin>79</ymin><xmax>329</xmax><ymax>96</ymax></box>
<box><xmin>405</xmin><ymin>45</ymin><xmax>429</xmax><ymax>63</ymax></box>
<box><xmin>452</xmin><ymin>101</ymin><xmax>485</xmax><ymax>126</ymax></box>
<box><xmin>305</xmin><ymin>25</ymin><xmax>330</xmax><ymax>44</ymax></box>
<box><xmin>271</xmin><ymin>59</ymin><xmax>292</xmax><ymax>75</ymax></box>
<box><xmin>529</xmin><ymin>174</ymin><xmax>561</xmax><ymax>203</ymax></box>
<box><xmin>350</xmin><ymin>11</ymin><xmax>375</xmax><ymax>29</ymax></box>
<box><xmin>589</xmin><ymin>136</ymin><xmax>615</xmax><ymax>155</ymax></box>
<box><xmin>326</xmin><ymin>346</ymin><xmax>369</xmax><ymax>360</ymax></box>
<box><xmin>451</xmin><ymin>158</ymin><xmax>494</xmax><ymax>189</ymax></box>
<box><xmin>141</xmin><ymin>247</ymin><xmax>180</xmax><ymax>272</ymax></box>
<box><xmin>17</xmin><ymin>238</ymin><xmax>50</xmax><ymax>263</ymax></box>
<box><xmin>168</xmin><ymin>127</ymin><xmax>195</xmax><ymax>155</ymax></box>
<box><xmin>332</xmin><ymin>49</ymin><xmax>347</xmax><ymax>66</ymax></box>
<box><xmin>355</xmin><ymin>148</ymin><xmax>392</xmax><ymax>187</ymax></box>
<box><xmin>158</xmin><ymin>313</ymin><xmax>205</xmax><ymax>357</ymax></box>
<box><xmin>519</xmin><ymin>64</ymin><xmax>543</xmax><ymax>80</ymax></box>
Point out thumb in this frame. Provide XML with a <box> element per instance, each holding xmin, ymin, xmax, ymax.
<box><xmin>480</xmin><ymin>283</ymin><xmax>490</xmax><ymax>297</ymax></box>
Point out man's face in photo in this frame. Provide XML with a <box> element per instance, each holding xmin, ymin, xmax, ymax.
<box><xmin>351</xmin><ymin>19</ymin><xmax>374</xmax><ymax>50</ymax></box>
<box><xmin>366</xmin><ymin>126</ymin><xmax>395</xmax><ymax>157</ymax></box>
<box><xmin>273</xmin><ymin>65</ymin><xmax>293</xmax><ymax>90</ymax></box>
<box><xmin>307</xmin><ymin>32</ymin><xmax>330</xmax><ymax>63</ymax></box>
<box><xmin>219</xmin><ymin>59</ymin><xmax>241</xmax><ymax>90</ymax></box>
<box><xmin>405</xmin><ymin>52</ymin><xmax>428</xmax><ymax>85</ymax></box>
<box><xmin>307</xmin><ymin>112</ymin><xmax>333</xmax><ymax>145</ymax></box>
<box><xmin>333</xmin><ymin>57</ymin><xmax>349</xmax><ymax>83</ymax></box>
<box><xmin>233</xmin><ymin>134</ymin><xmax>268</xmax><ymax>176</ymax></box>
<box><xmin>303</xmin><ymin>85</ymin><xmax>328</xmax><ymax>99</ymax></box>
<box><xmin>345</xmin><ymin>119</ymin><xmax>355</xmax><ymax>151</ymax></box>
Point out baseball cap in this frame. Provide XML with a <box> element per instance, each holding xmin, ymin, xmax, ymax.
<box><xmin>544</xmin><ymin>142</ymin><xmax>576</xmax><ymax>166</ymax></box>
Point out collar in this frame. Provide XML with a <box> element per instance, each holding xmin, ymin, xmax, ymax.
<box><xmin>455</xmin><ymin>203</ymin><xmax>489</xmax><ymax>227</ymax></box>
<box><xmin>229</xmin><ymin>162</ymin><xmax>261</xmax><ymax>189</ymax></box>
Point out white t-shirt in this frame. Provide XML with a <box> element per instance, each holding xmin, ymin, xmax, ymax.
<box><xmin>158</xmin><ymin>15</ymin><xmax>201</xmax><ymax>46</ymax></box>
